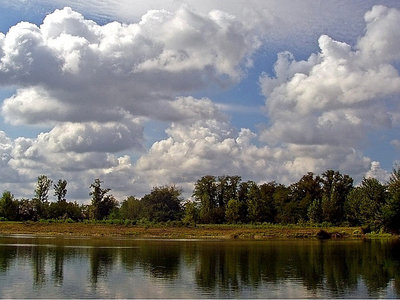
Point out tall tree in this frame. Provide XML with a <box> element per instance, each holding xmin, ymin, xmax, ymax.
<box><xmin>35</xmin><ymin>175</ymin><xmax>53</xmax><ymax>203</ymax></box>
<box><xmin>0</xmin><ymin>191</ymin><xmax>18</xmax><ymax>221</ymax></box>
<box><xmin>290</xmin><ymin>172</ymin><xmax>322</xmax><ymax>221</ymax></box>
<box><xmin>345</xmin><ymin>177</ymin><xmax>387</xmax><ymax>227</ymax></box>
<box><xmin>320</xmin><ymin>170</ymin><xmax>353</xmax><ymax>224</ymax></box>
<box><xmin>193</xmin><ymin>176</ymin><xmax>218</xmax><ymax>223</ymax></box>
<box><xmin>225</xmin><ymin>199</ymin><xmax>241</xmax><ymax>224</ymax></box>
<box><xmin>54</xmin><ymin>179</ymin><xmax>68</xmax><ymax>202</ymax></box>
<box><xmin>33</xmin><ymin>175</ymin><xmax>52</xmax><ymax>219</ymax></box>
<box><xmin>89</xmin><ymin>179</ymin><xmax>115</xmax><ymax>220</ymax></box>
<box><xmin>273</xmin><ymin>184</ymin><xmax>293</xmax><ymax>224</ymax></box>
<box><xmin>182</xmin><ymin>201</ymin><xmax>200</xmax><ymax>225</ymax></box>
<box><xmin>382</xmin><ymin>168</ymin><xmax>400</xmax><ymax>231</ymax></box>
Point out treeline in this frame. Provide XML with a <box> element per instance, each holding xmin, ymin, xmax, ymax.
<box><xmin>1</xmin><ymin>169</ymin><xmax>400</xmax><ymax>232</ymax></box>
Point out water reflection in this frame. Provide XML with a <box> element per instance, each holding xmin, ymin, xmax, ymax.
<box><xmin>0</xmin><ymin>236</ymin><xmax>399</xmax><ymax>298</ymax></box>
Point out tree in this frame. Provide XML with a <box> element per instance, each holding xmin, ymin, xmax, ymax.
<box><xmin>18</xmin><ymin>199</ymin><xmax>37</xmax><ymax>221</ymax></box>
<box><xmin>182</xmin><ymin>201</ymin><xmax>200</xmax><ymax>225</ymax></box>
<box><xmin>345</xmin><ymin>178</ymin><xmax>387</xmax><ymax>227</ymax></box>
<box><xmin>35</xmin><ymin>175</ymin><xmax>53</xmax><ymax>203</ymax></box>
<box><xmin>216</xmin><ymin>175</ymin><xmax>241</xmax><ymax>208</ymax></box>
<box><xmin>0</xmin><ymin>191</ymin><xmax>18</xmax><ymax>221</ymax></box>
<box><xmin>120</xmin><ymin>196</ymin><xmax>143</xmax><ymax>220</ymax></box>
<box><xmin>225</xmin><ymin>199</ymin><xmax>241</xmax><ymax>223</ymax></box>
<box><xmin>320</xmin><ymin>170</ymin><xmax>353</xmax><ymax>224</ymax></box>
<box><xmin>33</xmin><ymin>175</ymin><xmax>53</xmax><ymax>219</ymax></box>
<box><xmin>273</xmin><ymin>184</ymin><xmax>294</xmax><ymax>224</ymax></box>
<box><xmin>307</xmin><ymin>199</ymin><xmax>322</xmax><ymax>223</ymax></box>
<box><xmin>141</xmin><ymin>186</ymin><xmax>183</xmax><ymax>222</ymax></box>
<box><xmin>382</xmin><ymin>168</ymin><xmax>400</xmax><ymax>231</ymax></box>
<box><xmin>48</xmin><ymin>200</ymin><xmax>83</xmax><ymax>220</ymax></box>
<box><xmin>247</xmin><ymin>183</ymin><xmax>262</xmax><ymax>222</ymax></box>
<box><xmin>54</xmin><ymin>179</ymin><xmax>68</xmax><ymax>202</ymax></box>
<box><xmin>259</xmin><ymin>182</ymin><xmax>277</xmax><ymax>222</ymax></box>
<box><xmin>89</xmin><ymin>179</ymin><xmax>116</xmax><ymax>220</ymax></box>
<box><xmin>193</xmin><ymin>176</ymin><xmax>218</xmax><ymax>223</ymax></box>
<box><xmin>290</xmin><ymin>172</ymin><xmax>322</xmax><ymax>221</ymax></box>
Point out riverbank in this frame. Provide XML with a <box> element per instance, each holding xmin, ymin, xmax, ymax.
<box><xmin>1</xmin><ymin>221</ymin><xmax>395</xmax><ymax>240</ymax></box>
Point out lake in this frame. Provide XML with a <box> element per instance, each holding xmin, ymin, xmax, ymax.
<box><xmin>0</xmin><ymin>235</ymin><xmax>399</xmax><ymax>298</ymax></box>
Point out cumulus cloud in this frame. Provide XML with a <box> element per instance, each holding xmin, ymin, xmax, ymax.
<box><xmin>258</xmin><ymin>5</ymin><xmax>400</xmax><ymax>180</ymax></box>
<box><xmin>0</xmin><ymin>6</ymin><xmax>259</xmax><ymax>200</ymax></box>
<box><xmin>135</xmin><ymin>102</ymin><xmax>373</xmax><ymax>192</ymax></box>
<box><xmin>0</xmin><ymin>5</ymin><xmax>400</xmax><ymax>201</ymax></box>
<box><xmin>0</xmin><ymin>7</ymin><xmax>258</xmax><ymax>125</ymax></box>
<box><xmin>365</xmin><ymin>161</ymin><xmax>391</xmax><ymax>182</ymax></box>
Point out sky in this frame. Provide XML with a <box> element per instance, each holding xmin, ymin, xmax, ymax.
<box><xmin>0</xmin><ymin>0</ymin><xmax>400</xmax><ymax>202</ymax></box>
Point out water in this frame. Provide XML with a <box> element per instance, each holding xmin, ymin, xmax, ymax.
<box><xmin>0</xmin><ymin>235</ymin><xmax>399</xmax><ymax>298</ymax></box>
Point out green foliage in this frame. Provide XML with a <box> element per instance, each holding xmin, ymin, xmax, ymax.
<box><xmin>273</xmin><ymin>184</ymin><xmax>293</xmax><ymax>224</ymax></box>
<box><xmin>35</xmin><ymin>175</ymin><xmax>53</xmax><ymax>203</ymax></box>
<box><xmin>89</xmin><ymin>179</ymin><xmax>117</xmax><ymax>220</ymax></box>
<box><xmin>141</xmin><ymin>186</ymin><xmax>183</xmax><ymax>222</ymax></box>
<box><xmin>48</xmin><ymin>200</ymin><xmax>83</xmax><ymax>221</ymax></box>
<box><xmin>225</xmin><ymin>199</ymin><xmax>241</xmax><ymax>224</ymax></box>
<box><xmin>0</xmin><ymin>191</ymin><xmax>18</xmax><ymax>221</ymax></box>
<box><xmin>321</xmin><ymin>170</ymin><xmax>353</xmax><ymax>224</ymax></box>
<box><xmin>120</xmin><ymin>196</ymin><xmax>142</xmax><ymax>220</ymax></box>
<box><xmin>382</xmin><ymin>168</ymin><xmax>400</xmax><ymax>231</ymax></box>
<box><xmin>4</xmin><ymin>169</ymin><xmax>400</xmax><ymax>231</ymax></box>
<box><xmin>182</xmin><ymin>201</ymin><xmax>199</xmax><ymax>225</ymax></box>
<box><xmin>308</xmin><ymin>199</ymin><xmax>322</xmax><ymax>223</ymax></box>
<box><xmin>54</xmin><ymin>179</ymin><xmax>68</xmax><ymax>202</ymax></box>
<box><xmin>345</xmin><ymin>178</ymin><xmax>387</xmax><ymax>228</ymax></box>
<box><xmin>291</xmin><ymin>172</ymin><xmax>322</xmax><ymax>221</ymax></box>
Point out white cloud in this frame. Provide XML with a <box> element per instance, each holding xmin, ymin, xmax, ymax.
<box><xmin>36</xmin><ymin>119</ymin><xmax>144</xmax><ymax>153</ymax></box>
<box><xmin>259</xmin><ymin>5</ymin><xmax>400</xmax><ymax>151</ymax></box>
<box><xmin>0</xmin><ymin>5</ymin><xmax>400</xmax><ymax>201</ymax></box>
<box><xmin>365</xmin><ymin>161</ymin><xmax>390</xmax><ymax>182</ymax></box>
<box><xmin>0</xmin><ymin>7</ymin><xmax>258</xmax><ymax>126</ymax></box>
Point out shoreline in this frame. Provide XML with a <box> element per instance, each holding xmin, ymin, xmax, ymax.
<box><xmin>0</xmin><ymin>222</ymin><xmax>396</xmax><ymax>240</ymax></box>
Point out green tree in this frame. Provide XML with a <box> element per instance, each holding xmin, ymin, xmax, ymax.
<box><xmin>193</xmin><ymin>176</ymin><xmax>218</xmax><ymax>223</ymax></box>
<box><xmin>320</xmin><ymin>170</ymin><xmax>353</xmax><ymax>224</ymax></box>
<box><xmin>182</xmin><ymin>201</ymin><xmax>200</xmax><ymax>224</ymax></box>
<box><xmin>259</xmin><ymin>182</ymin><xmax>277</xmax><ymax>222</ymax></box>
<box><xmin>345</xmin><ymin>178</ymin><xmax>387</xmax><ymax>227</ymax></box>
<box><xmin>382</xmin><ymin>168</ymin><xmax>400</xmax><ymax>231</ymax></box>
<box><xmin>141</xmin><ymin>186</ymin><xmax>183</xmax><ymax>222</ymax></box>
<box><xmin>273</xmin><ymin>184</ymin><xmax>294</xmax><ymax>224</ymax></box>
<box><xmin>89</xmin><ymin>179</ymin><xmax>116</xmax><ymax>220</ymax></box>
<box><xmin>216</xmin><ymin>176</ymin><xmax>241</xmax><ymax>208</ymax></box>
<box><xmin>54</xmin><ymin>179</ymin><xmax>67</xmax><ymax>202</ymax></box>
<box><xmin>290</xmin><ymin>172</ymin><xmax>322</xmax><ymax>222</ymax></box>
<box><xmin>225</xmin><ymin>199</ymin><xmax>241</xmax><ymax>224</ymax></box>
<box><xmin>307</xmin><ymin>199</ymin><xmax>322</xmax><ymax>223</ymax></box>
<box><xmin>247</xmin><ymin>181</ymin><xmax>277</xmax><ymax>223</ymax></box>
<box><xmin>0</xmin><ymin>191</ymin><xmax>18</xmax><ymax>221</ymax></box>
<box><xmin>48</xmin><ymin>200</ymin><xmax>83</xmax><ymax>220</ymax></box>
<box><xmin>33</xmin><ymin>175</ymin><xmax>52</xmax><ymax>219</ymax></box>
<box><xmin>35</xmin><ymin>175</ymin><xmax>53</xmax><ymax>203</ymax></box>
<box><xmin>120</xmin><ymin>196</ymin><xmax>143</xmax><ymax>220</ymax></box>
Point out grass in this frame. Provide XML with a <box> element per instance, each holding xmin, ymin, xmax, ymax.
<box><xmin>0</xmin><ymin>221</ymin><xmax>394</xmax><ymax>240</ymax></box>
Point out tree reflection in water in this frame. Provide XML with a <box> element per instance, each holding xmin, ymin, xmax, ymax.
<box><xmin>89</xmin><ymin>247</ymin><xmax>116</xmax><ymax>286</ymax></box>
<box><xmin>0</xmin><ymin>237</ymin><xmax>399</xmax><ymax>298</ymax></box>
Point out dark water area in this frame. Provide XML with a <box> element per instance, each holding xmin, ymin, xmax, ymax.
<box><xmin>0</xmin><ymin>235</ymin><xmax>399</xmax><ymax>298</ymax></box>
